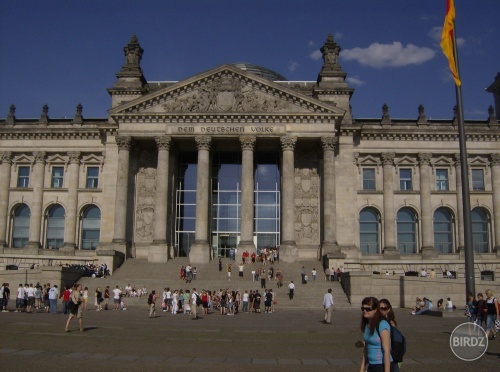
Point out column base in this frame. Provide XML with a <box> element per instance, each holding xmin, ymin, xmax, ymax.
<box><xmin>421</xmin><ymin>246</ymin><xmax>438</xmax><ymax>259</ymax></box>
<box><xmin>279</xmin><ymin>241</ymin><xmax>298</xmax><ymax>263</ymax></box>
<box><xmin>321</xmin><ymin>241</ymin><xmax>346</xmax><ymax>258</ymax></box>
<box><xmin>149</xmin><ymin>242</ymin><xmax>169</xmax><ymax>263</ymax></box>
<box><xmin>383</xmin><ymin>246</ymin><xmax>400</xmax><ymax>259</ymax></box>
<box><xmin>59</xmin><ymin>243</ymin><xmax>76</xmax><ymax>255</ymax></box>
<box><xmin>237</xmin><ymin>240</ymin><xmax>257</xmax><ymax>258</ymax></box>
<box><xmin>189</xmin><ymin>240</ymin><xmax>211</xmax><ymax>264</ymax></box>
<box><xmin>111</xmin><ymin>239</ymin><xmax>131</xmax><ymax>258</ymax></box>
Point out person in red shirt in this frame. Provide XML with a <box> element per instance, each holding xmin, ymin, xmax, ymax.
<box><xmin>61</xmin><ymin>286</ymin><xmax>71</xmax><ymax>315</ymax></box>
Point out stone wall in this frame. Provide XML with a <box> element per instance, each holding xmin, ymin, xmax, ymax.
<box><xmin>342</xmin><ymin>271</ymin><xmax>500</xmax><ymax>309</ymax></box>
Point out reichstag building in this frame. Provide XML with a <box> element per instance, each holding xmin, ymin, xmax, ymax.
<box><xmin>1</xmin><ymin>35</ymin><xmax>499</xmax><ymax>276</ymax></box>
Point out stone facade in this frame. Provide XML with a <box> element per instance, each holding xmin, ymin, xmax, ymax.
<box><xmin>1</xmin><ymin>34</ymin><xmax>499</xmax><ymax>277</ymax></box>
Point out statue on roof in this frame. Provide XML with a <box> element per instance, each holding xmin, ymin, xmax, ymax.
<box><xmin>320</xmin><ymin>34</ymin><xmax>342</xmax><ymax>72</ymax></box>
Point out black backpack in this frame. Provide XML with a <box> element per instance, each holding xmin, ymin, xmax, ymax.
<box><xmin>376</xmin><ymin>323</ymin><xmax>406</xmax><ymax>363</ymax></box>
<box><xmin>147</xmin><ymin>294</ymin><xmax>153</xmax><ymax>305</ymax></box>
<box><xmin>195</xmin><ymin>294</ymin><xmax>202</xmax><ymax>306</ymax></box>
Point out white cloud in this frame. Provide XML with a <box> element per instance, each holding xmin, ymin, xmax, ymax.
<box><xmin>334</xmin><ymin>32</ymin><xmax>344</xmax><ymax>40</ymax></box>
<box><xmin>346</xmin><ymin>76</ymin><xmax>365</xmax><ymax>86</ymax></box>
<box><xmin>288</xmin><ymin>61</ymin><xmax>299</xmax><ymax>72</ymax></box>
<box><xmin>340</xmin><ymin>42</ymin><xmax>435</xmax><ymax>68</ymax></box>
<box><xmin>308</xmin><ymin>40</ymin><xmax>316</xmax><ymax>47</ymax></box>
<box><xmin>309</xmin><ymin>50</ymin><xmax>322</xmax><ymax>60</ymax></box>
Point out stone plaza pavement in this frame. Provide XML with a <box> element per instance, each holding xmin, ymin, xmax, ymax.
<box><xmin>1</xmin><ymin>305</ymin><xmax>499</xmax><ymax>371</ymax></box>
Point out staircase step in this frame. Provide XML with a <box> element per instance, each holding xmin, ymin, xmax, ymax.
<box><xmin>78</xmin><ymin>258</ymin><xmax>352</xmax><ymax>309</ymax></box>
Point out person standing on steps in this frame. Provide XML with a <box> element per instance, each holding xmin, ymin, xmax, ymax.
<box><xmin>218</xmin><ymin>258</ymin><xmax>222</xmax><ymax>272</ymax></box>
<box><xmin>301</xmin><ymin>266</ymin><xmax>306</xmax><ymax>284</ymax></box>
<box><xmin>288</xmin><ymin>281</ymin><xmax>295</xmax><ymax>300</ymax></box>
<box><xmin>322</xmin><ymin>288</ymin><xmax>335</xmax><ymax>324</ymax></box>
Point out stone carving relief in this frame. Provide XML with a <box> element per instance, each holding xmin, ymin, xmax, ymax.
<box><xmin>294</xmin><ymin>149</ymin><xmax>320</xmax><ymax>244</ymax></box>
<box><xmin>135</xmin><ymin>149</ymin><xmax>157</xmax><ymax>242</ymax></box>
<box><xmin>163</xmin><ymin>74</ymin><xmax>290</xmax><ymax>113</ymax></box>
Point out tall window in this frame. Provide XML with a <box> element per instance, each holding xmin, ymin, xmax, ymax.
<box><xmin>359</xmin><ymin>208</ymin><xmax>380</xmax><ymax>254</ymax></box>
<box><xmin>211</xmin><ymin>152</ymin><xmax>241</xmax><ymax>258</ymax></box>
<box><xmin>362</xmin><ymin>168</ymin><xmax>376</xmax><ymax>190</ymax></box>
<box><xmin>17</xmin><ymin>166</ymin><xmax>30</xmax><ymax>187</ymax></box>
<box><xmin>51</xmin><ymin>166</ymin><xmax>64</xmax><ymax>188</ymax></box>
<box><xmin>435</xmin><ymin>169</ymin><xmax>449</xmax><ymax>191</ymax></box>
<box><xmin>174</xmin><ymin>153</ymin><xmax>197</xmax><ymax>257</ymax></box>
<box><xmin>86</xmin><ymin>167</ymin><xmax>99</xmax><ymax>188</ymax></box>
<box><xmin>254</xmin><ymin>152</ymin><xmax>280</xmax><ymax>251</ymax></box>
<box><xmin>471</xmin><ymin>169</ymin><xmax>485</xmax><ymax>191</ymax></box>
<box><xmin>46</xmin><ymin>205</ymin><xmax>65</xmax><ymax>249</ymax></box>
<box><xmin>81</xmin><ymin>205</ymin><xmax>101</xmax><ymax>250</ymax></box>
<box><xmin>471</xmin><ymin>208</ymin><xmax>489</xmax><ymax>253</ymax></box>
<box><xmin>12</xmin><ymin>204</ymin><xmax>30</xmax><ymax>248</ymax></box>
<box><xmin>399</xmin><ymin>168</ymin><xmax>412</xmax><ymax>190</ymax></box>
<box><xmin>397</xmin><ymin>208</ymin><xmax>417</xmax><ymax>254</ymax></box>
<box><xmin>433</xmin><ymin>208</ymin><xmax>453</xmax><ymax>253</ymax></box>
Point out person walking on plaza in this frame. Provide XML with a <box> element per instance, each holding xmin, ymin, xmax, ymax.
<box><xmin>191</xmin><ymin>288</ymin><xmax>200</xmax><ymax>320</ymax></box>
<box><xmin>485</xmin><ymin>289</ymin><xmax>499</xmax><ymax>340</ymax></box>
<box><xmin>322</xmin><ymin>288</ymin><xmax>335</xmax><ymax>324</ymax></box>
<box><xmin>48</xmin><ymin>285</ymin><xmax>58</xmax><ymax>314</ymax></box>
<box><xmin>148</xmin><ymin>290</ymin><xmax>157</xmax><ymax>318</ymax></box>
<box><xmin>288</xmin><ymin>281</ymin><xmax>295</xmax><ymax>300</ymax></box>
<box><xmin>301</xmin><ymin>266</ymin><xmax>306</xmax><ymax>284</ymax></box>
<box><xmin>112</xmin><ymin>286</ymin><xmax>122</xmax><ymax>310</ymax></box>
<box><xmin>1</xmin><ymin>283</ymin><xmax>10</xmax><ymax>312</ymax></box>
<box><xmin>65</xmin><ymin>284</ymin><xmax>83</xmax><ymax>332</ymax></box>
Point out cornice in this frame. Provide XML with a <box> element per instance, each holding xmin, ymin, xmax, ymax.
<box><xmin>109</xmin><ymin>113</ymin><xmax>337</xmax><ymax>125</ymax></box>
<box><xmin>0</xmin><ymin>128</ymin><xmax>117</xmax><ymax>141</ymax></box>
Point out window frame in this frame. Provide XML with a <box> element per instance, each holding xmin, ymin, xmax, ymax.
<box><xmin>471</xmin><ymin>169</ymin><xmax>485</xmax><ymax>191</ymax></box>
<box><xmin>17</xmin><ymin>166</ymin><xmax>30</xmax><ymax>188</ymax></box>
<box><xmin>86</xmin><ymin>166</ymin><xmax>100</xmax><ymax>189</ymax></box>
<box><xmin>399</xmin><ymin>168</ymin><xmax>413</xmax><ymax>191</ymax></box>
<box><xmin>51</xmin><ymin>166</ymin><xmax>64</xmax><ymax>188</ymax></box>
<box><xmin>435</xmin><ymin>168</ymin><xmax>449</xmax><ymax>191</ymax></box>
<box><xmin>362</xmin><ymin>168</ymin><xmax>376</xmax><ymax>190</ymax></box>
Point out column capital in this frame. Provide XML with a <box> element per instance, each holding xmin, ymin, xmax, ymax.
<box><xmin>418</xmin><ymin>152</ymin><xmax>432</xmax><ymax>166</ymax></box>
<box><xmin>239</xmin><ymin>135</ymin><xmax>256</xmax><ymax>151</ymax></box>
<box><xmin>321</xmin><ymin>136</ymin><xmax>338</xmax><ymax>151</ymax></box>
<box><xmin>453</xmin><ymin>153</ymin><xmax>461</xmax><ymax>166</ymax></box>
<box><xmin>491</xmin><ymin>153</ymin><xmax>500</xmax><ymax>166</ymax></box>
<box><xmin>280</xmin><ymin>135</ymin><xmax>297</xmax><ymax>151</ymax></box>
<box><xmin>381</xmin><ymin>152</ymin><xmax>395</xmax><ymax>165</ymax></box>
<box><xmin>155</xmin><ymin>135</ymin><xmax>172</xmax><ymax>150</ymax></box>
<box><xmin>195</xmin><ymin>135</ymin><xmax>212</xmax><ymax>151</ymax></box>
<box><xmin>33</xmin><ymin>151</ymin><xmax>46</xmax><ymax>163</ymax></box>
<box><xmin>0</xmin><ymin>151</ymin><xmax>13</xmax><ymax>164</ymax></box>
<box><xmin>67</xmin><ymin>151</ymin><xmax>81</xmax><ymax>164</ymax></box>
<box><xmin>115</xmin><ymin>136</ymin><xmax>133</xmax><ymax>151</ymax></box>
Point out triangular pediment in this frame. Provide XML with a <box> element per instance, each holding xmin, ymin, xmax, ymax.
<box><xmin>109</xmin><ymin>65</ymin><xmax>345</xmax><ymax>119</ymax></box>
<box><xmin>81</xmin><ymin>154</ymin><xmax>103</xmax><ymax>163</ymax></box>
<box><xmin>46</xmin><ymin>154</ymin><xmax>66</xmax><ymax>163</ymax></box>
<box><xmin>13</xmin><ymin>154</ymin><xmax>32</xmax><ymax>163</ymax></box>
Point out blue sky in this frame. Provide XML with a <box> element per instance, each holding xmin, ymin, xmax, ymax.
<box><xmin>0</xmin><ymin>0</ymin><xmax>498</xmax><ymax>120</ymax></box>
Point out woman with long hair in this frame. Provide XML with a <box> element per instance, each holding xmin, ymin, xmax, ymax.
<box><xmin>359</xmin><ymin>297</ymin><xmax>397</xmax><ymax>372</ymax></box>
<box><xmin>485</xmin><ymin>289</ymin><xmax>499</xmax><ymax>339</ymax></box>
<box><xmin>379</xmin><ymin>298</ymin><xmax>397</xmax><ymax>327</ymax></box>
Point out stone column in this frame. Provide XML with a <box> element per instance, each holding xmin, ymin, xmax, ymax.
<box><xmin>61</xmin><ymin>151</ymin><xmax>81</xmax><ymax>254</ymax></box>
<box><xmin>189</xmin><ymin>135</ymin><xmax>212</xmax><ymax>264</ymax></box>
<box><xmin>238</xmin><ymin>136</ymin><xmax>257</xmax><ymax>255</ymax></box>
<box><xmin>27</xmin><ymin>151</ymin><xmax>46</xmax><ymax>252</ymax></box>
<box><xmin>491</xmin><ymin>153</ymin><xmax>500</xmax><ymax>253</ymax></box>
<box><xmin>381</xmin><ymin>152</ymin><xmax>399</xmax><ymax>258</ymax></box>
<box><xmin>419</xmin><ymin>153</ymin><xmax>437</xmax><ymax>258</ymax></box>
<box><xmin>321</xmin><ymin>136</ymin><xmax>344</xmax><ymax>257</ymax></box>
<box><xmin>112</xmin><ymin>136</ymin><xmax>132</xmax><ymax>255</ymax></box>
<box><xmin>149</xmin><ymin>135</ymin><xmax>172</xmax><ymax>263</ymax></box>
<box><xmin>0</xmin><ymin>152</ymin><xmax>13</xmax><ymax>249</ymax></box>
<box><xmin>279</xmin><ymin>135</ymin><xmax>298</xmax><ymax>263</ymax></box>
<box><xmin>454</xmin><ymin>154</ymin><xmax>465</xmax><ymax>251</ymax></box>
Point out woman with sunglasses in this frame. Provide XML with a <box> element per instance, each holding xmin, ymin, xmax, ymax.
<box><xmin>359</xmin><ymin>297</ymin><xmax>398</xmax><ymax>372</ymax></box>
<box><xmin>379</xmin><ymin>298</ymin><xmax>397</xmax><ymax>327</ymax></box>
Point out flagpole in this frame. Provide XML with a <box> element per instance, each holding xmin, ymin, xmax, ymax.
<box><xmin>452</xmin><ymin>23</ymin><xmax>476</xmax><ymax>299</ymax></box>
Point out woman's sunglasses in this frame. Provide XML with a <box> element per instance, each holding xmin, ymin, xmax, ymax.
<box><xmin>380</xmin><ymin>307</ymin><xmax>389</xmax><ymax>311</ymax></box>
<box><xmin>361</xmin><ymin>306</ymin><xmax>374</xmax><ymax>312</ymax></box>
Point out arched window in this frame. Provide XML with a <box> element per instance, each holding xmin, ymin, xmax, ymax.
<box><xmin>359</xmin><ymin>208</ymin><xmax>380</xmax><ymax>254</ymax></box>
<box><xmin>433</xmin><ymin>208</ymin><xmax>453</xmax><ymax>253</ymax></box>
<box><xmin>397</xmin><ymin>208</ymin><xmax>417</xmax><ymax>254</ymax></box>
<box><xmin>12</xmin><ymin>204</ymin><xmax>30</xmax><ymax>248</ymax></box>
<box><xmin>46</xmin><ymin>205</ymin><xmax>65</xmax><ymax>249</ymax></box>
<box><xmin>81</xmin><ymin>205</ymin><xmax>101</xmax><ymax>250</ymax></box>
<box><xmin>472</xmin><ymin>208</ymin><xmax>489</xmax><ymax>253</ymax></box>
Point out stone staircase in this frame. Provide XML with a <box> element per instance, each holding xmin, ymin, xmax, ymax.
<box><xmin>78</xmin><ymin>257</ymin><xmax>352</xmax><ymax>309</ymax></box>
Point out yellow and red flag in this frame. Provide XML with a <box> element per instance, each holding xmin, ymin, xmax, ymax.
<box><xmin>440</xmin><ymin>0</ymin><xmax>461</xmax><ymax>86</ymax></box>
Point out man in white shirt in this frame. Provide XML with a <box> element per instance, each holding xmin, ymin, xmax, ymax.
<box><xmin>288</xmin><ymin>281</ymin><xmax>295</xmax><ymax>300</ymax></box>
<box><xmin>26</xmin><ymin>283</ymin><xmax>35</xmax><ymax>313</ymax></box>
<box><xmin>16</xmin><ymin>283</ymin><xmax>25</xmax><ymax>312</ymax></box>
<box><xmin>242</xmin><ymin>290</ymin><xmax>249</xmax><ymax>312</ymax></box>
<box><xmin>48</xmin><ymin>285</ymin><xmax>59</xmax><ymax>313</ymax></box>
<box><xmin>420</xmin><ymin>268</ymin><xmax>428</xmax><ymax>277</ymax></box>
<box><xmin>112</xmin><ymin>286</ymin><xmax>122</xmax><ymax>310</ymax></box>
<box><xmin>322</xmin><ymin>288</ymin><xmax>335</xmax><ymax>324</ymax></box>
<box><xmin>185</xmin><ymin>265</ymin><xmax>192</xmax><ymax>283</ymax></box>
